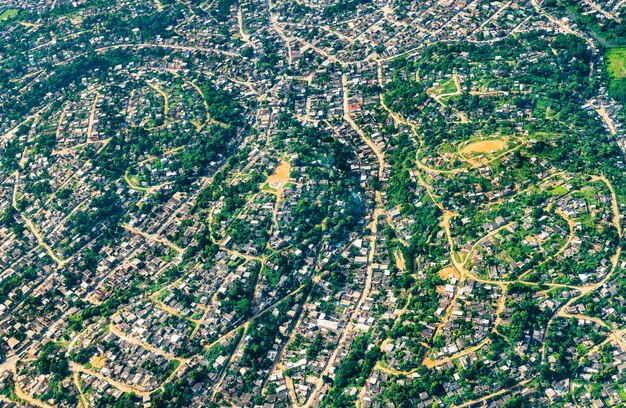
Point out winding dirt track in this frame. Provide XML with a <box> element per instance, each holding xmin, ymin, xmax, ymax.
<box><xmin>366</xmin><ymin>27</ymin><xmax>625</xmax><ymax>404</ymax></box>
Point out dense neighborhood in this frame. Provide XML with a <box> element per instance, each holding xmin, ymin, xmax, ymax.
<box><xmin>0</xmin><ymin>0</ymin><xmax>626</xmax><ymax>407</ymax></box>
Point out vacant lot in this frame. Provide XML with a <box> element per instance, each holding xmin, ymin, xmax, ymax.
<box><xmin>432</xmin><ymin>78</ymin><xmax>458</xmax><ymax>96</ymax></box>
<box><xmin>608</xmin><ymin>48</ymin><xmax>626</xmax><ymax>79</ymax></box>
<box><xmin>0</xmin><ymin>9</ymin><xmax>18</xmax><ymax>21</ymax></box>
<box><xmin>266</xmin><ymin>160</ymin><xmax>290</xmax><ymax>190</ymax></box>
<box><xmin>462</xmin><ymin>139</ymin><xmax>507</xmax><ymax>154</ymax></box>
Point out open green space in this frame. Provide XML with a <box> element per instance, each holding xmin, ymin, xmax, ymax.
<box><xmin>0</xmin><ymin>9</ymin><xmax>18</xmax><ymax>21</ymax></box>
<box><xmin>549</xmin><ymin>185</ymin><xmax>569</xmax><ymax>196</ymax></box>
<box><xmin>608</xmin><ymin>48</ymin><xmax>626</xmax><ymax>79</ymax></box>
<box><xmin>432</xmin><ymin>78</ymin><xmax>458</xmax><ymax>96</ymax></box>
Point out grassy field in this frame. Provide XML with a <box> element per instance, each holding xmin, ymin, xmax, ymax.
<box><xmin>607</xmin><ymin>48</ymin><xmax>626</xmax><ymax>79</ymax></box>
<box><xmin>549</xmin><ymin>185</ymin><xmax>569</xmax><ymax>196</ymax></box>
<box><xmin>0</xmin><ymin>9</ymin><xmax>18</xmax><ymax>21</ymax></box>
<box><xmin>433</xmin><ymin>78</ymin><xmax>458</xmax><ymax>96</ymax></box>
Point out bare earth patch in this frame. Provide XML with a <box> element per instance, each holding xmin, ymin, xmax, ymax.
<box><xmin>266</xmin><ymin>160</ymin><xmax>290</xmax><ymax>190</ymax></box>
<box><xmin>461</xmin><ymin>139</ymin><xmax>507</xmax><ymax>154</ymax></box>
<box><xmin>394</xmin><ymin>249</ymin><xmax>406</xmax><ymax>271</ymax></box>
<box><xmin>438</xmin><ymin>266</ymin><xmax>460</xmax><ymax>280</ymax></box>
<box><xmin>90</xmin><ymin>355</ymin><xmax>106</xmax><ymax>370</ymax></box>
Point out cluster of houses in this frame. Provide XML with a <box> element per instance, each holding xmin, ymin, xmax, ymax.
<box><xmin>469</xmin><ymin>210</ymin><xmax>568</xmax><ymax>280</ymax></box>
<box><xmin>113</xmin><ymin>300</ymin><xmax>193</xmax><ymax>356</ymax></box>
<box><xmin>74</xmin><ymin>331</ymin><xmax>177</xmax><ymax>391</ymax></box>
<box><xmin>576</xmin><ymin>340</ymin><xmax>626</xmax><ymax>407</ymax></box>
<box><xmin>264</xmin><ymin>235</ymin><xmax>375</xmax><ymax>404</ymax></box>
<box><xmin>274</xmin><ymin>0</ymin><xmax>542</xmax><ymax>65</ymax></box>
<box><xmin>575</xmin><ymin>0</ymin><xmax>624</xmax><ymax>22</ymax></box>
<box><xmin>434</xmin><ymin>279</ymin><xmax>501</xmax><ymax>357</ymax></box>
<box><xmin>217</xmin><ymin>297</ymin><xmax>303</xmax><ymax>406</ymax></box>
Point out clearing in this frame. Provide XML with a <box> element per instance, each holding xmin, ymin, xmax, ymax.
<box><xmin>431</xmin><ymin>78</ymin><xmax>458</xmax><ymax>97</ymax></box>
<box><xmin>394</xmin><ymin>249</ymin><xmax>406</xmax><ymax>271</ymax></box>
<box><xmin>438</xmin><ymin>266</ymin><xmax>460</xmax><ymax>280</ymax></box>
<box><xmin>0</xmin><ymin>9</ymin><xmax>18</xmax><ymax>21</ymax></box>
<box><xmin>607</xmin><ymin>48</ymin><xmax>626</xmax><ymax>79</ymax></box>
<box><xmin>549</xmin><ymin>185</ymin><xmax>569</xmax><ymax>196</ymax></box>
<box><xmin>461</xmin><ymin>139</ymin><xmax>507</xmax><ymax>154</ymax></box>
<box><xmin>265</xmin><ymin>160</ymin><xmax>290</xmax><ymax>190</ymax></box>
<box><xmin>89</xmin><ymin>354</ymin><xmax>106</xmax><ymax>370</ymax></box>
